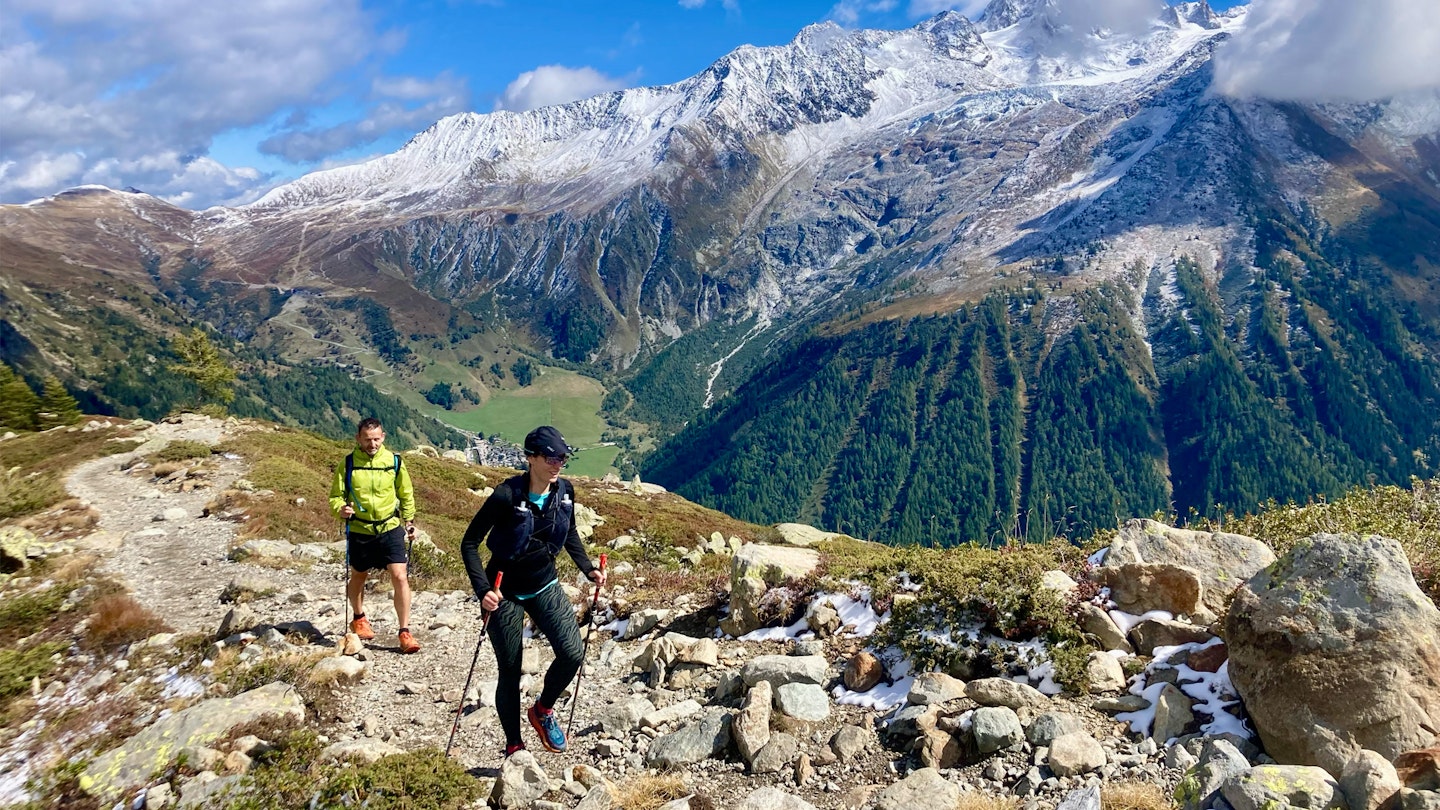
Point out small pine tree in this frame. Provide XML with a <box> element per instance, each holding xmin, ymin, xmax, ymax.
<box><xmin>170</xmin><ymin>328</ymin><xmax>237</xmax><ymax>406</ymax></box>
<box><xmin>36</xmin><ymin>374</ymin><xmax>82</xmax><ymax>429</ymax></box>
<box><xmin>0</xmin><ymin>362</ymin><xmax>40</xmax><ymax>431</ymax></box>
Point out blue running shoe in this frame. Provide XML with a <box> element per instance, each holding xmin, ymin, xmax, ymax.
<box><xmin>528</xmin><ymin>703</ymin><xmax>566</xmax><ymax>753</ymax></box>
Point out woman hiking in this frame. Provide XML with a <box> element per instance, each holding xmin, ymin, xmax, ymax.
<box><xmin>460</xmin><ymin>425</ymin><xmax>605</xmax><ymax>756</ymax></box>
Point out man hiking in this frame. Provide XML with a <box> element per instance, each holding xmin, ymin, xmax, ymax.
<box><xmin>460</xmin><ymin>425</ymin><xmax>605</xmax><ymax>756</ymax></box>
<box><xmin>329</xmin><ymin>417</ymin><xmax>421</xmax><ymax>654</ymax></box>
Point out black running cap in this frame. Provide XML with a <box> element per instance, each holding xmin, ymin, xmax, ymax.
<box><xmin>524</xmin><ymin>425</ymin><xmax>571</xmax><ymax>457</ymax></box>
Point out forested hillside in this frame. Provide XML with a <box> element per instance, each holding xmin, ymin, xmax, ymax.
<box><xmin>645</xmin><ymin>228</ymin><xmax>1440</xmax><ymax>545</ymax></box>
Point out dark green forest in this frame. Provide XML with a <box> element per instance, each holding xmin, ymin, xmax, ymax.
<box><xmin>643</xmin><ymin>237</ymin><xmax>1440</xmax><ymax>546</ymax></box>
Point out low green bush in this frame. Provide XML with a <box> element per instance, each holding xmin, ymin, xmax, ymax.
<box><xmin>147</xmin><ymin>440</ymin><xmax>213</xmax><ymax>463</ymax></box>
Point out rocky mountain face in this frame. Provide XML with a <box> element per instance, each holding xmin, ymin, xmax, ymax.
<box><xmin>3</xmin><ymin>0</ymin><xmax>1439</xmax><ymax>533</ymax></box>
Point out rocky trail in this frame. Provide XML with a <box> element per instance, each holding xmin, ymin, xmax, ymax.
<box><xmin>5</xmin><ymin>414</ymin><xmax>1436</xmax><ymax>810</ymax></box>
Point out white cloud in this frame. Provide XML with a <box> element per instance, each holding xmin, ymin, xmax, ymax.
<box><xmin>262</xmin><ymin>73</ymin><xmax>470</xmax><ymax>162</ymax></box>
<box><xmin>0</xmin><ymin>0</ymin><xmax>466</xmax><ymax>208</ymax></box>
<box><xmin>495</xmin><ymin>65</ymin><xmax>632</xmax><ymax>112</ymax></box>
<box><xmin>829</xmin><ymin>0</ymin><xmax>899</xmax><ymax>27</ymax></box>
<box><xmin>678</xmin><ymin>0</ymin><xmax>741</xmax><ymax>11</ymax></box>
<box><xmin>907</xmin><ymin>0</ymin><xmax>986</xmax><ymax>20</ymax></box>
<box><xmin>1212</xmin><ymin>0</ymin><xmax>1440</xmax><ymax>102</ymax></box>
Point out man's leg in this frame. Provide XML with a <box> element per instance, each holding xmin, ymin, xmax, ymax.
<box><xmin>388</xmin><ymin>561</ymin><xmax>414</xmax><ymax>637</ymax></box>
<box><xmin>347</xmin><ymin>568</ymin><xmax>367</xmax><ymax>618</ymax></box>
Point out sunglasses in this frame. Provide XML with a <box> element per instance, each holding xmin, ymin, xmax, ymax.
<box><xmin>542</xmin><ymin>455</ymin><xmax>569</xmax><ymax>466</ymax></box>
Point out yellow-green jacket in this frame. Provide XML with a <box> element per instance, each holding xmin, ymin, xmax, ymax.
<box><xmin>329</xmin><ymin>446</ymin><xmax>416</xmax><ymax>535</ymax></box>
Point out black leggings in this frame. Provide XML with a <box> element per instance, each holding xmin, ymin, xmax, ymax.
<box><xmin>487</xmin><ymin>582</ymin><xmax>584</xmax><ymax>747</ymax></box>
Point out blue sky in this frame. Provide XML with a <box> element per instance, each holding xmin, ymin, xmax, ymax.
<box><xmin>2</xmin><ymin>0</ymin><xmax>1432</xmax><ymax>210</ymax></box>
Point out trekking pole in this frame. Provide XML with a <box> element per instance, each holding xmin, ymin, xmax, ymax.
<box><xmin>446</xmin><ymin>571</ymin><xmax>503</xmax><ymax>758</ymax></box>
<box><xmin>566</xmin><ymin>553</ymin><xmax>607</xmax><ymax>739</ymax></box>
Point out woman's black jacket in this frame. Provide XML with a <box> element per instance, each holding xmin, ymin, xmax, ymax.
<box><xmin>459</xmin><ymin>474</ymin><xmax>595</xmax><ymax>599</ymax></box>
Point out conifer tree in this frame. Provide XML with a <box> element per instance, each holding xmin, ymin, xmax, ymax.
<box><xmin>170</xmin><ymin>328</ymin><xmax>237</xmax><ymax>405</ymax></box>
<box><xmin>0</xmin><ymin>362</ymin><xmax>40</xmax><ymax>431</ymax></box>
<box><xmin>37</xmin><ymin>374</ymin><xmax>82</xmax><ymax>429</ymax></box>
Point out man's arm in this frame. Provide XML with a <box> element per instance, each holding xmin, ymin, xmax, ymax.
<box><xmin>328</xmin><ymin>461</ymin><xmax>349</xmax><ymax>519</ymax></box>
<box><xmin>396</xmin><ymin>454</ymin><xmax>417</xmax><ymax>522</ymax></box>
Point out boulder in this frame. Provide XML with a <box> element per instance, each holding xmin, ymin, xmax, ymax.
<box><xmin>1219</xmin><ymin>765</ymin><xmax>1345</xmax><ymax>810</ymax></box>
<box><xmin>1340</xmin><ymin>749</ymin><xmax>1403</xmax><ymax>810</ymax></box>
<box><xmin>915</xmin><ymin>708</ymin><xmax>965</xmax><ymax>769</ymax></box>
<box><xmin>1027</xmin><ymin>712</ymin><xmax>1086</xmax><ymax>747</ymax></box>
<box><xmin>228</xmin><ymin>539</ymin><xmax>294</xmax><ymax>562</ymax></box>
<box><xmin>81</xmin><ymin>682</ymin><xmax>303</xmax><ymax>802</ymax></box>
<box><xmin>1129</xmin><ymin>618</ymin><xmax>1215</xmax><ymax>656</ymax></box>
<box><xmin>1048</xmin><ymin>732</ymin><xmax>1107</xmax><ymax>777</ymax></box>
<box><xmin>491</xmin><ymin>749</ymin><xmax>548</xmax><ymax>809</ymax></box>
<box><xmin>873</xmin><ymin>767</ymin><xmax>960</xmax><ymax>810</ymax></box>
<box><xmin>966</xmin><ymin>678</ymin><xmax>1049</xmax><ymax>710</ymax></box>
<box><xmin>775</xmin><ymin>683</ymin><xmax>830</xmax><ymax>722</ymax></box>
<box><xmin>771</xmin><ymin>523</ymin><xmax>841</xmax><ymax>547</ymax></box>
<box><xmin>1099</xmin><ymin>562</ymin><xmax>1207</xmax><ymax>619</ymax></box>
<box><xmin>844</xmin><ymin>651</ymin><xmax>884</xmax><ymax>692</ymax></box>
<box><xmin>752</xmin><ymin>732</ymin><xmax>800</xmax><ymax>774</ymax></box>
<box><xmin>741</xmin><ymin>655</ymin><xmax>828</xmax><ymax>688</ymax></box>
<box><xmin>1396</xmin><ymin>748</ymin><xmax>1440</xmax><ymax>790</ymax></box>
<box><xmin>806</xmin><ymin>601</ymin><xmax>841</xmax><ymax>637</ymax></box>
<box><xmin>722</xmin><ymin>543</ymin><xmax>820</xmax><ymax>636</ymax></box>
<box><xmin>1400</xmin><ymin>790</ymin><xmax>1440</xmax><ymax>810</ymax></box>
<box><xmin>1104</xmin><ymin>519</ymin><xmax>1275</xmax><ymax>615</ymax></box>
<box><xmin>908</xmin><ymin>671</ymin><xmax>967</xmax><ymax>706</ymax></box>
<box><xmin>734</xmin><ymin>680</ymin><xmax>773</xmax><ymax>763</ymax></box>
<box><xmin>1085</xmin><ymin>652</ymin><xmax>1127</xmax><ymax>693</ymax></box>
<box><xmin>1225</xmin><ymin>534</ymin><xmax>1440</xmax><ymax>766</ymax></box>
<box><xmin>1057</xmin><ymin>785</ymin><xmax>1102</xmax><ymax>810</ymax></box>
<box><xmin>1152</xmin><ymin>682</ymin><xmax>1195</xmax><ymax>744</ymax></box>
<box><xmin>831</xmin><ymin>725</ymin><xmax>870</xmax><ymax>763</ymax></box>
<box><xmin>1077</xmin><ymin>603</ymin><xmax>1133</xmax><ymax>653</ymax></box>
<box><xmin>972</xmin><ymin>706</ymin><xmax>1024</xmax><ymax>754</ymax></box>
<box><xmin>645</xmin><ymin>709</ymin><xmax>732</xmax><ymax>768</ymax></box>
<box><xmin>1176</xmin><ymin>738</ymin><xmax>1255</xmax><ymax>810</ymax></box>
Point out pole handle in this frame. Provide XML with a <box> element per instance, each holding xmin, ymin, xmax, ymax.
<box><xmin>492</xmin><ymin>571</ymin><xmax>504</xmax><ymax>589</ymax></box>
<box><xmin>598</xmin><ymin>553</ymin><xmax>607</xmax><ymax>571</ymax></box>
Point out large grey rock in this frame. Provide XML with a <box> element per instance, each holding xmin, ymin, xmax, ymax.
<box><xmin>1085</xmin><ymin>652</ymin><xmax>1127</xmax><ymax>693</ymax></box>
<box><xmin>1340</xmin><ymin>749</ymin><xmax>1403</xmax><ymax>810</ymax></box>
<box><xmin>645</xmin><ymin>709</ymin><xmax>732</xmax><ymax>768</ymax></box>
<box><xmin>1176</xmin><ymin>739</ymin><xmax>1254</xmax><ymax>810</ymax></box>
<box><xmin>734</xmin><ymin>680</ymin><xmax>773</xmax><ymax>763</ymax></box>
<box><xmin>830</xmin><ymin>725</ymin><xmax>870</xmax><ymax>763</ymax></box>
<box><xmin>597</xmin><ymin>697</ymin><xmax>656</xmax><ymax>735</ymax></box>
<box><xmin>1027</xmin><ymin>712</ymin><xmax>1086</xmax><ymax>747</ymax></box>
<box><xmin>722</xmin><ymin>544</ymin><xmax>821</xmax><ymax>636</ymax></box>
<box><xmin>752</xmin><ymin>732</ymin><xmax>800</xmax><ymax>774</ymax></box>
<box><xmin>81</xmin><ymin>682</ymin><xmax>303</xmax><ymax>802</ymax></box>
<box><xmin>491</xmin><ymin>749</ymin><xmax>548</xmax><ymax>809</ymax></box>
<box><xmin>908</xmin><ymin>671</ymin><xmax>967</xmax><ymax>706</ymax></box>
<box><xmin>874</xmin><ymin>767</ymin><xmax>960</xmax><ymax>810</ymax></box>
<box><xmin>176</xmin><ymin>773</ymin><xmax>242</xmax><ymax>809</ymax></box>
<box><xmin>771</xmin><ymin>523</ymin><xmax>841</xmax><ymax>547</ymax></box>
<box><xmin>1225</xmin><ymin>534</ymin><xmax>1440</xmax><ymax>767</ymax></box>
<box><xmin>1077</xmin><ymin>602</ymin><xmax>1133</xmax><ymax>652</ymax></box>
<box><xmin>741</xmin><ymin>654</ymin><xmax>828</xmax><ymax>688</ymax></box>
<box><xmin>1104</xmin><ymin>519</ymin><xmax>1275</xmax><ymax>615</ymax></box>
<box><xmin>1152</xmin><ymin>682</ymin><xmax>1195</xmax><ymax>743</ymax></box>
<box><xmin>737</xmin><ymin>787</ymin><xmax>820</xmax><ymax>810</ymax></box>
<box><xmin>1048</xmin><ymin>732</ymin><xmax>1107</xmax><ymax>777</ymax></box>
<box><xmin>0</xmin><ymin>526</ymin><xmax>37</xmax><ymax>572</ymax></box>
<box><xmin>216</xmin><ymin>605</ymin><xmax>260</xmax><ymax>638</ymax></box>
<box><xmin>774</xmin><ymin>682</ymin><xmax>830</xmax><ymax>722</ymax></box>
<box><xmin>1401</xmin><ymin>789</ymin><xmax>1440</xmax><ymax>810</ymax></box>
<box><xmin>1057</xmin><ymin>784</ymin><xmax>1102</xmax><ymax>810</ymax></box>
<box><xmin>966</xmin><ymin>678</ymin><xmax>1049</xmax><ymax>710</ymax></box>
<box><xmin>1129</xmin><ymin>617</ymin><xmax>1215</xmax><ymax>656</ymax></box>
<box><xmin>641</xmin><ymin>699</ymin><xmax>704</xmax><ymax>729</ymax></box>
<box><xmin>972</xmin><ymin>706</ymin><xmax>1024</xmax><ymax>754</ymax></box>
<box><xmin>1099</xmin><ymin>562</ymin><xmax>1207</xmax><ymax>619</ymax></box>
<box><xmin>1219</xmin><ymin>765</ymin><xmax>1346</xmax><ymax>810</ymax></box>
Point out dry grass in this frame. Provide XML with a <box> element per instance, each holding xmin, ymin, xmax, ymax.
<box><xmin>1103</xmin><ymin>782</ymin><xmax>1174</xmax><ymax>810</ymax></box>
<box><xmin>148</xmin><ymin>460</ymin><xmax>186</xmax><ymax>478</ymax></box>
<box><xmin>17</xmin><ymin>498</ymin><xmax>99</xmax><ymax>539</ymax></box>
<box><xmin>612</xmin><ymin>774</ymin><xmax>693</xmax><ymax>810</ymax></box>
<box><xmin>85</xmin><ymin>593</ymin><xmax>171</xmax><ymax>651</ymax></box>
<box><xmin>955</xmin><ymin>793</ymin><xmax>1022</xmax><ymax>810</ymax></box>
<box><xmin>578</xmin><ymin>486</ymin><xmax>763</xmax><ymax>549</ymax></box>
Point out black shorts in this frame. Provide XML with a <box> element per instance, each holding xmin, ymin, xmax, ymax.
<box><xmin>347</xmin><ymin>525</ymin><xmax>408</xmax><ymax>572</ymax></box>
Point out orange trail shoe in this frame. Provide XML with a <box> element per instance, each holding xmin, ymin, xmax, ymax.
<box><xmin>349</xmin><ymin>615</ymin><xmax>376</xmax><ymax>640</ymax></box>
<box><xmin>398</xmin><ymin>629</ymin><xmax>420</xmax><ymax>654</ymax></box>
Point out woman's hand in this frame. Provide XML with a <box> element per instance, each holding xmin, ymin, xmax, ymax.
<box><xmin>481</xmin><ymin>588</ymin><xmax>501</xmax><ymax>612</ymax></box>
<box><xmin>587</xmin><ymin>568</ymin><xmax>607</xmax><ymax>587</ymax></box>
